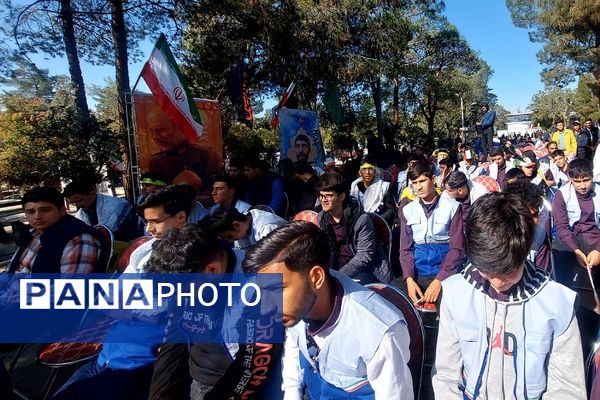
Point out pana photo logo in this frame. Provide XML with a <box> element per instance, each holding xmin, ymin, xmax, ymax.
<box><xmin>19</xmin><ymin>278</ymin><xmax>261</xmax><ymax>310</ymax></box>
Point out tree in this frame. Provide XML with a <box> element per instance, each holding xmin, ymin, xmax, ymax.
<box><xmin>0</xmin><ymin>72</ymin><xmax>119</xmax><ymax>187</ymax></box>
<box><xmin>507</xmin><ymin>0</ymin><xmax>600</xmax><ymax>105</ymax></box>
<box><xmin>573</xmin><ymin>73</ymin><xmax>600</xmax><ymax>121</ymax></box>
<box><xmin>529</xmin><ymin>87</ymin><xmax>574</xmax><ymax>128</ymax></box>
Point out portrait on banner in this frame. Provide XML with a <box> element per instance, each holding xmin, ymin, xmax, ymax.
<box><xmin>278</xmin><ymin>109</ymin><xmax>324</xmax><ymax>169</ymax></box>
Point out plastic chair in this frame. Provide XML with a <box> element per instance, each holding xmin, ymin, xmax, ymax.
<box><xmin>292</xmin><ymin>210</ymin><xmax>319</xmax><ymax>226</ymax></box>
<box><xmin>367</xmin><ymin>283</ymin><xmax>425</xmax><ymax>400</ymax></box>
<box><xmin>251</xmin><ymin>205</ymin><xmax>275</xmax><ymax>214</ymax></box>
<box><xmin>368</xmin><ymin>213</ymin><xmax>392</xmax><ymax>259</ymax></box>
<box><xmin>36</xmin><ymin>236</ymin><xmax>152</xmax><ymax>399</ymax></box>
<box><xmin>586</xmin><ymin>340</ymin><xmax>600</xmax><ymax>397</ymax></box>
<box><xmin>93</xmin><ymin>224</ymin><xmax>114</xmax><ymax>273</ymax></box>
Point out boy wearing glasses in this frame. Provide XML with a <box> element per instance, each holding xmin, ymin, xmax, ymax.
<box><xmin>53</xmin><ymin>185</ymin><xmax>192</xmax><ymax>399</ymax></box>
<box><xmin>316</xmin><ymin>171</ymin><xmax>393</xmax><ymax>284</ymax></box>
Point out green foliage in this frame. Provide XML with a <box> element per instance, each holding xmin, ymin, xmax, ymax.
<box><xmin>529</xmin><ymin>86</ymin><xmax>574</xmax><ymax>128</ymax></box>
<box><xmin>0</xmin><ymin>75</ymin><xmax>121</xmax><ymax>187</ymax></box>
<box><xmin>507</xmin><ymin>0</ymin><xmax>600</xmax><ymax>102</ymax></box>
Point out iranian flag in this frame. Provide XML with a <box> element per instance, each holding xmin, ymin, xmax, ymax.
<box><xmin>141</xmin><ymin>34</ymin><xmax>203</xmax><ymax>143</ymax></box>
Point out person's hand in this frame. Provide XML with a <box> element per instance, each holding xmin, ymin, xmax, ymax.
<box><xmin>587</xmin><ymin>250</ymin><xmax>600</xmax><ymax>267</ymax></box>
<box><xmin>423</xmin><ymin>279</ymin><xmax>442</xmax><ymax>303</ymax></box>
<box><xmin>575</xmin><ymin>249</ymin><xmax>589</xmax><ymax>268</ymax></box>
<box><xmin>405</xmin><ymin>277</ymin><xmax>423</xmax><ymax>304</ymax></box>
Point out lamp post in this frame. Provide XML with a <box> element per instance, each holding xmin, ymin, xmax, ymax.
<box><xmin>456</xmin><ymin>93</ymin><xmax>465</xmax><ymax>142</ymax></box>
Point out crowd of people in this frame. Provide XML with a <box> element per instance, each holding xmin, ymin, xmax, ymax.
<box><xmin>2</xmin><ymin>115</ymin><xmax>600</xmax><ymax>399</ymax></box>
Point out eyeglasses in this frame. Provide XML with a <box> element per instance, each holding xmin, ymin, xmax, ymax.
<box><xmin>143</xmin><ymin>215</ymin><xmax>173</xmax><ymax>226</ymax></box>
<box><xmin>319</xmin><ymin>193</ymin><xmax>337</xmax><ymax>201</ymax></box>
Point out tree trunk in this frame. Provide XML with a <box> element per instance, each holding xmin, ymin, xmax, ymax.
<box><xmin>371</xmin><ymin>77</ymin><xmax>384</xmax><ymax>140</ymax></box>
<box><xmin>109</xmin><ymin>0</ymin><xmax>135</xmax><ymax>202</ymax></box>
<box><xmin>392</xmin><ymin>77</ymin><xmax>399</xmax><ymax>127</ymax></box>
<box><xmin>59</xmin><ymin>0</ymin><xmax>90</xmax><ymax>124</ymax></box>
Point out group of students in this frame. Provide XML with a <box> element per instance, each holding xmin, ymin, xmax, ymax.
<box><xmin>3</xmin><ymin>133</ymin><xmax>600</xmax><ymax>399</ymax></box>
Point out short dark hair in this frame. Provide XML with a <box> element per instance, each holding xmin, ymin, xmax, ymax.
<box><xmin>22</xmin><ymin>187</ymin><xmax>65</xmax><ymax>209</ymax></box>
<box><xmin>293</xmin><ymin>161</ymin><xmax>316</xmax><ymax>176</ymax></box>
<box><xmin>242</xmin><ymin>221</ymin><xmax>331</xmax><ymax>273</ymax></box>
<box><xmin>489</xmin><ymin>147</ymin><xmax>504</xmax><ymax>158</ymax></box>
<box><xmin>145</xmin><ymin>224</ymin><xmax>226</xmax><ymax>273</ymax></box>
<box><xmin>295</xmin><ymin>134</ymin><xmax>310</xmax><ymax>146</ymax></box>
<box><xmin>521</xmin><ymin>150</ymin><xmax>537</xmax><ymax>163</ymax></box>
<box><xmin>550</xmin><ymin>149</ymin><xmax>565</xmax><ymax>158</ymax></box>
<box><xmin>315</xmin><ymin>171</ymin><xmax>347</xmax><ymax>194</ymax></box>
<box><xmin>585</xmin><ymin>118</ymin><xmax>593</xmax><ymax>123</ymax></box>
<box><xmin>445</xmin><ymin>171</ymin><xmax>468</xmax><ymax>189</ymax></box>
<box><xmin>245</xmin><ymin>156</ymin><xmax>265</xmax><ymax>170</ymax></box>
<box><xmin>209</xmin><ymin>206</ymin><xmax>247</xmax><ymax>235</ymax></box>
<box><xmin>438</xmin><ymin>158</ymin><xmax>453</xmax><ymax>168</ymax></box>
<box><xmin>63</xmin><ymin>180</ymin><xmax>96</xmax><ymax>197</ymax></box>
<box><xmin>138</xmin><ymin>185</ymin><xmax>193</xmax><ymax>217</ymax></box>
<box><xmin>504</xmin><ymin>168</ymin><xmax>526</xmax><ymax>182</ymax></box>
<box><xmin>213</xmin><ymin>174</ymin><xmax>236</xmax><ymax>189</ymax></box>
<box><xmin>228</xmin><ymin>156</ymin><xmax>245</xmax><ymax>169</ymax></box>
<box><xmin>568</xmin><ymin>158</ymin><xmax>593</xmax><ymax>179</ymax></box>
<box><xmin>546</xmin><ymin>141</ymin><xmax>558</xmax><ymax>149</ymax></box>
<box><xmin>503</xmin><ymin>180</ymin><xmax>543</xmax><ymax>212</ymax></box>
<box><xmin>407</xmin><ymin>160</ymin><xmax>435</xmax><ymax>181</ymax></box>
<box><xmin>467</xmin><ymin>192</ymin><xmax>534</xmax><ymax>275</ymax></box>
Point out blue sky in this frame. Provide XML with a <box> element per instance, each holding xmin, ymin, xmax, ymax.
<box><xmin>443</xmin><ymin>0</ymin><xmax>545</xmax><ymax>112</ymax></box>
<box><xmin>17</xmin><ymin>1</ymin><xmax>544</xmax><ymax>113</ymax></box>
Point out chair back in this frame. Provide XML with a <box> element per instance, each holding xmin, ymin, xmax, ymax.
<box><xmin>367</xmin><ymin>212</ymin><xmax>392</xmax><ymax>257</ymax></box>
<box><xmin>292</xmin><ymin>210</ymin><xmax>319</xmax><ymax>226</ymax></box>
<box><xmin>93</xmin><ymin>224</ymin><xmax>114</xmax><ymax>273</ymax></box>
<box><xmin>251</xmin><ymin>205</ymin><xmax>275</xmax><ymax>214</ymax></box>
<box><xmin>115</xmin><ymin>236</ymin><xmax>152</xmax><ymax>273</ymax></box>
<box><xmin>366</xmin><ymin>283</ymin><xmax>425</xmax><ymax>400</ymax></box>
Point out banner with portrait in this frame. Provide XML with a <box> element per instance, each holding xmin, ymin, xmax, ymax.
<box><xmin>278</xmin><ymin>109</ymin><xmax>324</xmax><ymax>169</ymax></box>
<box><xmin>132</xmin><ymin>91</ymin><xmax>223</xmax><ymax>187</ymax></box>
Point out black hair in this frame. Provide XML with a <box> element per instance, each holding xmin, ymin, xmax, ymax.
<box><xmin>438</xmin><ymin>158</ymin><xmax>453</xmax><ymax>168</ymax></box>
<box><xmin>22</xmin><ymin>187</ymin><xmax>65</xmax><ymax>209</ymax></box>
<box><xmin>568</xmin><ymin>158</ymin><xmax>593</xmax><ymax>179</ymax></box>
<box><xmin>295</xmin><ymin>134</ymin><xmax>310</xmax><ymax>146</ymax></box>
<box><xmin>213</xmin><ymin>174</ymin><xmax>237</xmax><ymax>189</ymax></box>
<box><xmin>138</xmin><ymin>185</ymin><xmax>193</xmax><ymax>217</ymax></box>
<box><xmin>245</xmin><ymin>156</ymin><xmax>266</xmax><ymax>170</ymax></box>
<box><xmin>504</xmin><ymin>180</ymin><xmax>543</xmax><ymax>212</ymax></box>
<box><xmin>209</xmin><ymin>206</ymin><xmax>248</xmax><ymax>235</ymax></box>
<box><xmin>407</xmin><ymin>160</ymin><xmax>435</xmax><ymax>181</ymax></box>
<box><xmin>550</xmin><ymin>149</ymin><xmax>565</xmax><ymax>158</ymax></box>
<box><xmin>228</xmin><ymin>156</ymin><xmax>245</xmax><ymax>169</ymax></box>
<box><xmin>145</xmin><ymin>224</ymin><xmax>226</xmax><ymax>273</ymax></box>
<box><xmin>521</xmin><ymin>150</ymin><xmax>537</xmax><ymax>164</ymax></box>
<box><xmin>63</xmin><ymin>180</ymin><xmax>96</xmax><ymax>197</ymax></box>
<box><xmin>467</xmin><ymin>192</ymin><xmax>534</xmax><ymax>275</ymax></box>
<box><xmin>489</xmin><ymin>147</ymin><xmax>504</xmax><ymax>158</ymax></box>
<box><xmin>407</xmin><ymin>153</ymin><xmax>426</xmax><ymax>163</ymax></box>
<box><xmin>315</xmin><ymin>171</ymin><xmax>347</xmax><ymax>194</ymax></box>
<box><xmin>293</xmin><ymin>161</ymin><xmax>316</xmax><ymax>176</ymax></box>
<box><xmin>586</xmin><ymin>118</ymin><xmax>593</xmax><ymax>123</ymax></box>
<box><xmin>445</xmin><ymin>171</ymin><xmax>468</xmax><ymax>189</ymax></box>
<box><xmin>504</xmin><ymin>168</ymin><xmax>526</xmax><ymax>182</ymax></box>
<box><xmin>546</xmin><ymin>141</ymin><xmax>558</xmax><ymax>149</ymax></box>
<box><xmin>242</xmin><ymin>221</ymin><xmax>331</xmax><ymax>273</ymax></box>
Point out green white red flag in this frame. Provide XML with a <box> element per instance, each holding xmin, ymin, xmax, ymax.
<box><xmin>141</xmin><ymin>34</ymin><xmax>203</xmax><ymax>143</ymax></box>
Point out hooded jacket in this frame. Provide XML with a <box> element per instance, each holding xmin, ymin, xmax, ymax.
<box><xmin>432</xmin><ymin>261</ymin><xmax>585</xmax><ymax>400</ymax></box>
